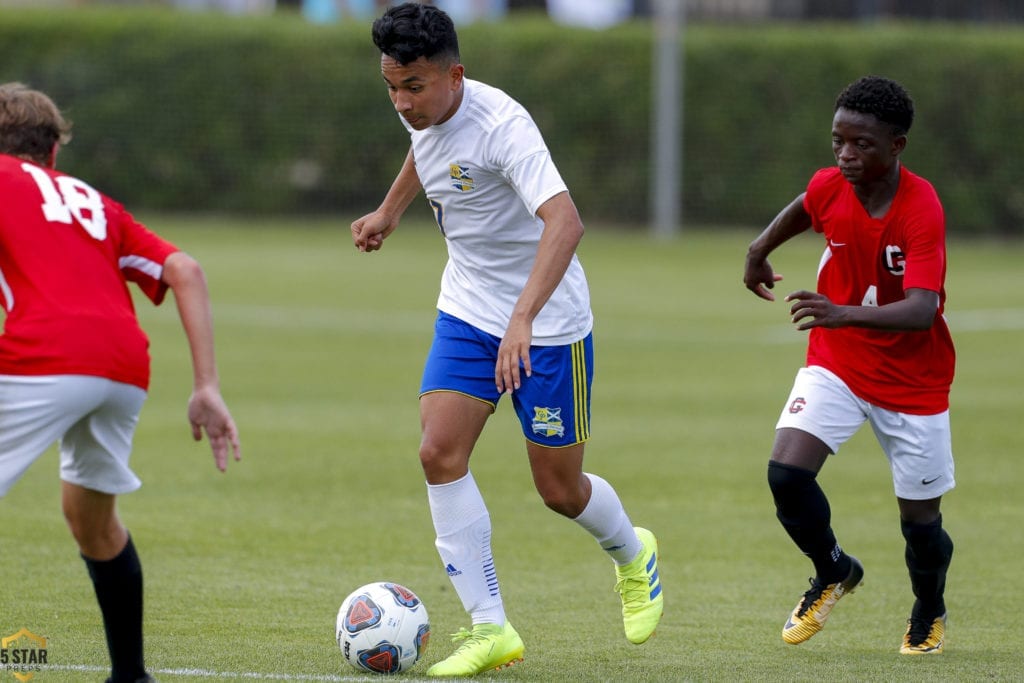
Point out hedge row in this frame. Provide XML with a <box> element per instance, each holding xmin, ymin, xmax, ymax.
<box><xmin>0</xmin><ymin>8</ymin><xmax>1020</xmax><ymax>235</ymax></box>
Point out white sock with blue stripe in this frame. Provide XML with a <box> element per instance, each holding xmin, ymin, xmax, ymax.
<box><xmin>428</xmin><ymin>471</ymin><xmax>506</xmax><ymax>626</ymax></box>
<box><xmin>573</xmin><ymin>473</ymin><xmax>642</xmax><ymax>566</ymax></box>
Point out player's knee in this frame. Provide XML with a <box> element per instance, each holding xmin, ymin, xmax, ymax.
<box><xmin>535</xmin><ymin>481</ymin><xmax>586</xmax><ymax>518</ymax></box>
<box><xmin>767</xmin><ymin>460</ymin><xmax>817</xmax><ymax>498</ymax></box>
<box><xmin>538</xmin><ymin>493</ymin><xmax>580</xmax><ymax>518</ymax></box>
<box><xmin>63</xmin><ymin>511</ymin><xmax>126</xmax><ymax>559</ymax></box>
<box><xmin>417</xmin><ymin>439</ymin><xmax>440</xmax><ymax>470</ymax></box>
<box><xmin>417</xmin><ymin>439</ymin><xmax>467</xmax><ymax>483</ymax></box>
<box><xmin>901</xmin><ymin>515</ymin><xmax>954</xmax><ymax>564</ymax></box>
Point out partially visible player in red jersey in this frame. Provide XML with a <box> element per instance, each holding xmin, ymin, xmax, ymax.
<box><xmin>0</xmin><ymin>82</ymin><xmax>241</xmax><ymax>682</ymax></box>
<box><xmin>744</xmin><ymin>75</ymin><xmax>954</xmax><ymax>656</ymax></box>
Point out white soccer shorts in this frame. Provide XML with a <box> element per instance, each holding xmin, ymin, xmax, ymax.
<box><xmin>775</xmin><ymin>365</ymin><xmax>955</xmax><ymax>501</ymax></box>
<box><xmin>0</xmin><ymin>374</ymin><xmax>146</xmax><ymax>497</ymax></box>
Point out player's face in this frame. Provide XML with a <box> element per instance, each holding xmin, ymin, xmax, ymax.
<box><xmin>381</xmin><ymin>55</ymin><xmax>464</xmax><ymax>130</ymax></box>
<box><xmin>831</xmin><ymin>107</ymin><xmax>906</xmax><ymax>186</ymax></box>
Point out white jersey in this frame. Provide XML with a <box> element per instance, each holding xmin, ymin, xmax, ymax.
<box><xmin>404</xmin><ymin>78</ymin><xmax>593</xmax><ymax>345</ymax></box>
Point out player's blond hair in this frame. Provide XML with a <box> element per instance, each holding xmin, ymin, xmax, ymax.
<box><xmin>0</xmin><ymin>82</ymin><xmax>72</xmax><ymax>165</ymax></box>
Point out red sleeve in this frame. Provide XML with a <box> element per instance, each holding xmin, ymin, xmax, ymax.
<box><xmin>900</xmin><ymin>178</ymin><xmax>946</xmax><ymax>294</ymax></box>
<box><xmin>111</xmin><ymin>203</ymin><xmax>179</xmax><ymax>305</ymax></box>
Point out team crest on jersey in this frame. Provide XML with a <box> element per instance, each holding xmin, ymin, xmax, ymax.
<box><xmin>449</xmin><ymin>164</ymin><xmax>475</xmax><ymax>192</ymax></box>
<box><xmin>531</xmin><ymin>407</ymin><xmax>565</xmax><ymax>438</ymax></box>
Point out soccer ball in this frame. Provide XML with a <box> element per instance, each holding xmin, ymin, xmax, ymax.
<box><xmin>336</xmin><ymin>581</ymin><xmax>430</xmax><ymax>674</ymax></box>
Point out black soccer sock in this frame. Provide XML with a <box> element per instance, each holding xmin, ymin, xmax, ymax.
<box><xmin>82</xmin><ymin>535</ymin><xmax>147</xmax><ymax>683</ymax></box>
<box><xmin>901</xmin><ymin>515</ymin><xmax>953</xmax><ymax>619</ymax></box>
<box><xmin>767</xmin><ymin>461</ymin><xmax>850</xmax><ymax>583</ymax></box>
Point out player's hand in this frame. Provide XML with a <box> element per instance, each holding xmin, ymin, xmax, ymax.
<box><xmin>187</xmin><ymin>386</ymin><xmax>241</xmax><ymax>472</ymax></box>
<box><xmin>496</xmin><ymin>318</ymin><xmax>533</xmax><ymax>394</ymax></box>
<box><xmin>351</xmin><ymin>210</ymin><xmax>397</xmax><ymax>252</ymax></box>
<box><xmin>744</xmin><ymin>254</ymin><xmax>783</xmax><ymax>301</ymax></box>
<box><xmin>786</xmin><ymin>290</ymin><xmax>844</xmax><ymax>330</ymax></box>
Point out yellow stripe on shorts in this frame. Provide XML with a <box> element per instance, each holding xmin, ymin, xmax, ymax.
<box><xmin>571</xmin><ymin>339</ymin><xmax>590</xmax><ymax>442</ymax></box>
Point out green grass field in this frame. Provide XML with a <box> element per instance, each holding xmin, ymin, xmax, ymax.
<box><xmin>2</xmin><ymin>218</ymin><xmax>1022</xmax><ymax>682</ymax></box>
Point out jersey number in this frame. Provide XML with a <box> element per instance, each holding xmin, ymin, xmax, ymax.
<box><xmin>21</xmin><ymin>163</ymin><xmax>108</xmax><ymax>240</ymax></box>
<box><xmin>861</xmin><ymin>285</ymin><xmax>878</xmax><ymax>307</ymax></box>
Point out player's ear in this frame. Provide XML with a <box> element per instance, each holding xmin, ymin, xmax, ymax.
<box><xmin>449</xmin><ymin>63</ymin><xmax>464</xmax><ymax>90</ymax></box>
<box><xmin>891</xmin><ymin>134</ymin><xmax>907</xmax><ymax>157</ymax></box>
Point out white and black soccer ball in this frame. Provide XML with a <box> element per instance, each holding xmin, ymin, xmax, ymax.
<box><xmin>336</xmin><ymin>581</ymin><xmax>430</xmax><ymax>674</ymax></box>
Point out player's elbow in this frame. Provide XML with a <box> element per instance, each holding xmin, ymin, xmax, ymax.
<box><xmin>162</xmin><ymin>251</ymin><xmax>206</xmax><ymax>290</ymax></box>
<box><xmin>902</xmin><ymin>289</ymin><xmax>941</xmax><ymax>331</ymax></box>
<box><xmin>907</xmin><ymin>313</ymin><xmax>937</xmax><ymax>331</ymax></box>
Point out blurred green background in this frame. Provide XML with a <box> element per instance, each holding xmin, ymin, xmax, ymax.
<box><xmin>1</xmin><ymin>1</ymin><xmax>1023</xmax><ymax>234</ymax></box>
<box><xmin>1</xmin><ymin>1</ymin><xmax>1023</xmax><ymax>680</ymax></box>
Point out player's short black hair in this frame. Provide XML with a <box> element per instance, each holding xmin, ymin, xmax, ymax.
<box><xmin>372</xmin><ymin>2</ymin><xmax>460</xmax><ymax>67</ymax></box>
<box><xmin>835</xmin><ymin>75</ymin><xmax>914</xmax><ymax>136</ymax></box>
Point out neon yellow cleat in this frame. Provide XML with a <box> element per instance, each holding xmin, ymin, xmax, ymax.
<box><xmin>900</xmin><ymin>613</ymin><xmax>946</xmax><ymax>655</ymax></box>
<box><xmin>782</xmin><ymin>556</ymin><xmax>864</xmax><ymax>644</ymax></box>
<box><xmin>426</xmin><ymin>621</ymin><xmax>524</xmax><ymax>677</ymax></box>
<box><xmin>614</xmin><ymin>527</ymin><xmax>664</xmax><ymax>644</ymax></box>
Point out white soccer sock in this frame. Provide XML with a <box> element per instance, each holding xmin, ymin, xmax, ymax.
<box><xmin>427</xmin><ymin>471</ymin><xmax>506</xmax><ymax>626</ymax></box>
<box><xmin>573</xmin><ymin>473</ymin><xmax>642</xmax><ymax>566</ymax></box>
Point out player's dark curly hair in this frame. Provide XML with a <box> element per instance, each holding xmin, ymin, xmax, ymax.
<box><xmin>835</xmin><ymin>75</ymin><xmax>914</xmax><ymax>136</ymax></box>
<box><xmin>372</xmin><ymin>2</ymin><xmax>460</xmax><ymax>67</ymax></box>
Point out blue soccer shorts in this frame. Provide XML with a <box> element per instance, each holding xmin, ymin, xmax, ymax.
<box><xmin>420</xmin><ymin>311</ymin><xmax>593</xmax><ymax>448</ymax></box>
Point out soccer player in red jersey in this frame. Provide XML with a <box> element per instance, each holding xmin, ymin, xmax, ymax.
<box><xmin>0</xmin><ymin>83</ymin><xmax>241</xmax><ymax>682</ymax></box>
<box><xmin>744</xmin><ymin>76</ymin><xmax>954</xmax><ymax>655</ymax></box>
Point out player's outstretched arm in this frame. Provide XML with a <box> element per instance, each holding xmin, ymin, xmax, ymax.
<box><xmin>352</xmin><ymin>147</ymin><xmax>421</xmax><ymax>252</ymax></box>
<box><xmin>161</xmin><ymin>251</ymin><xmax>241</xmax><ymax>472</ymax></box>
<box><xmin>744</xmin><ymin>193</ymin><xmax>812</xmax><ymax>301</ymax></box>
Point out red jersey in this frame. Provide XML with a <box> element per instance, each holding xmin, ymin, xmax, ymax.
<box><xmin>0</xmin><ymin>154</ymin><xmax>178</xmax><ymax>389</ymax></box>
<box><xmin>802</xmin><ymin>165</ymin><xmax>955</xmax><ymax>414</ymax></box>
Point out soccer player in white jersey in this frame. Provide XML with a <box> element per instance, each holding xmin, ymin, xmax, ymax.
<box><xmin>0</xmin><ymin>82</ymin><xmax>241</xmax><ymax>683</ymax></box>
<box><xmin>351</xmin><ymin>3</ymin><xmax>663</xmax><ymax>676</ymax></box>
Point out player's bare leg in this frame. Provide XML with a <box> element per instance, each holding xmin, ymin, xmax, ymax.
<box><xmin>62</xmin><ymin>483</ymin><xmax>126</xmax><ymax>559</ymax></box>
<box><xmin>526</xmin><ymin>441</ymin><xmax>589</xmax><ymax>517</ymax></box>
<box><xmin>63</xmin><ymin>482</ymin><xmax>150</xmax><ymax>683</ymax></box>
<box><xmin>527</xmin><ymin>442</ymin><xmax>663</xmax><ymax>644</ymax></box>
<box><xmin>418</xmin><ymin>391</ymin><xmax>490</xmax><ymax>485</ymax></box>
<box><xmin>420</xmin><ymin>392</ymin><xmax>524</xmax><ymax>676</ymax></box>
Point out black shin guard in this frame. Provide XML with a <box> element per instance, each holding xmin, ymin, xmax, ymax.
<box><xmin>901</xmin><ymin>516</ymin><xmax>954</xmax><ymax>619</ymax></box>
<box><xmin>767</xmin><ymin>461</ymin><xmax>849</xmax><ymax>582</ymax></box>
<box><xmin>83</xmin><ymin>535</ymin><xmax>146</xmax><ymax>683</ymax></box>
